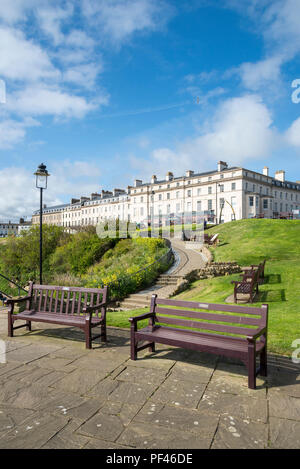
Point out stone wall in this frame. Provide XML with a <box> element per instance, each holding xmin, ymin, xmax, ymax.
<box><xmin>173</xmin><ymin>261</ymin><xmax>242</xmax><ymax>295</ymax></box>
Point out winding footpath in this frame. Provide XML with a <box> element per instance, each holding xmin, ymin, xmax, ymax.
<box><xmin>118</xmin><ymin>238</ymin><xmax>207</xmax><ymax>310</ymax></box>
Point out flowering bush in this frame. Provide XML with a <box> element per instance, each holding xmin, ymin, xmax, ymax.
<box><xmin>83</xmin><ymin>238</ymin><xmax>172</xmax><ymax>300</ymax></box>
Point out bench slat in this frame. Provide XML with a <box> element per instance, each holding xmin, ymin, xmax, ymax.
<box><xmin>155</xmin><ymin>315</ymin><xmax>260</xmax><ymax>336</ymax></box>
<box><xmin>155</xmin><ymin>307</ymin><xmax>262</xmax><ymax>326</ymax></box>
<box><xmin>156</xmin><ymin>297</ymin><xmax>263</xmax><ymax>315</ymax></box>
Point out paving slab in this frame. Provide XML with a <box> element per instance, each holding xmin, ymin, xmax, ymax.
<box><xmin>269</xmin><ymin>417</ymin><xmax>300</xmax><ymax>449</ymax></box>
<box><xmin>267</xmin><ymin>371</ymin><xmax>300</xmax><ymax>398</ymax></box>
<box><xmin>0</xmin><ymin>406</ymin><xmax>35</xmax><ymax>438</ymax></box>
<box><xmin>269</xmin><ymin>394</ymin><xmax>300</xmax><ymax>421</ymax></box>
<box><xmin>168</xmin><ymin>361</ymin><xmax>215</xmax><ymax>383</ymax></box>
<box><xmin>206</xmin><ymin>373</ymin><xmax>267</xmax><ymax>399</ymax></box>
<box><xmin>6</xmin><ymin>343</ymin><xmax>65</xmax><ymax>364</ymax></box>
<box><xmin>116</xmin><ymin>365</ymin><xmax>169</xmax><ymax>385</ymax></box>
<box><xmin>41</xmin><ymin>419</ymin><xmax>90</xmax><ymax>449</ymax></box>
<box><xmin>117</xmin><ymin>422</ymin><xmax>212</xmax><ymax>449</ymax></box>
<box><xmin>87</xmin><ymin>377</ymin><xmax>120</xmax><ymax>399</ymax></box>
<box><xmin>198</xmin><ymin>391</ymin><xmax>268</xmax><ymax>423</ymax></box>
<box><xmin>151</xmin><ymin>375</ymin><xmax>206</xmax><ymax>408</ymax></box>
<box><xmin>108</xmin><ymin>381</ymin><xmax>158</xmax><ymax>406</ymax></box>
<box><xmin>51</xmin><ymin>368</ymin><xmax>110</xmax><ymax>395</ymax></box>
<box><xmin>134</xmin><ymin>401</ymin><xmax>219</xmax><ymax>438</ymax></box>
<box><xmin>78</xmin><ymin>411</ymin><xmax>128</xmax><ymax>443</ymax></box>
<box><xmin>36</xmin><ymin>390</ymin><xmax>104</xmax><ymax>421</ymax></box>
<box><xmin>212</xmin><ymin>415</ymin><xmax>268</xmax><ymax>449</ymax></box>
<box><xmin>0</xmin><ymin>412</ymin><xmax>70</xmax><ymax>449</ymax></box>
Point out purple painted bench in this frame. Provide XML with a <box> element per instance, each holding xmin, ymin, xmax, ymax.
<box><xmin>6</xmin><ymin>282</ymin><xmax>108</xmax><ymax>349</ymax></box>
<box><xmin>129</xmin><ymin>295</ymin><xmax>268</xmax><ymax>389</ymax></box>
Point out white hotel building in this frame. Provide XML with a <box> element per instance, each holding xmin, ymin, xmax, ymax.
<box><xmin>32</xmin><ymin>161</ymin><xmax>300</xmax><ymax>228</ymax></box>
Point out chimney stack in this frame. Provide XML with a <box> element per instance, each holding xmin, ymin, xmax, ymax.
<box><xmin>151</xmin><ymin>175</ymin><xmax>157</xmax><ymax>184</ymax></box>
<box><xmin>275</xmin><ymin>170</ymin><xmax>285</xmax><ymax>182</ymax></box>
<box><xmin>166</xmin><ymin>171</ymin><xmax>174</xmax><ymax>181</ymax></box>
<box><xmin>263</xmin><ymin>166</ymin><xmax>269</xmax><ymax>177</ymax></box>
<box><xmin>134</xmin><ymin>179</ymin><xmax>142</xmax><ymax>187</ymax></box>
<box><xmin>218</xmin><ymin>161</ymin><xmax>228</xmax><ymax>172</ymax></box>
<box><xmin>186</xmin><ymin>170</ymin><xmax>194</xmax><ymax>178</ymax></box>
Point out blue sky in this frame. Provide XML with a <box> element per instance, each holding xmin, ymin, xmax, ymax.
<box><xmin>0</xmin><ymin>0</ymin><xmax>300</xmax><ymax>219</ymax></box>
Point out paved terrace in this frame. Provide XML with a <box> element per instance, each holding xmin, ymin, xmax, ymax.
<box><xmin>0</xmin><ymin>307</ymin><xmax>299</xmax><ymax>449</ymax></box>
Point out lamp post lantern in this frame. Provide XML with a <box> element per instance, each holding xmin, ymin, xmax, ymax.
<box><xmin>34</xmin><ymin>163</ymin><xmax>50</xmax><ymax>284</ymax></box>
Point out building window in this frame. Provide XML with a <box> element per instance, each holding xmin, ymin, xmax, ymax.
<box><xmin>197</xmin><ymin>200</ymin><xmax>201</xmax><ymax>212</ymax></box>
<box><xmin>219</xmin><ymin>184</ymin><xmax>224</xmax><ymax>192</ymax></box>
<box><xmin>263</xmin><ymin>199</ymin><xmax>268</xmax><ymax>209</ymax></box>
<box><xmin>187</xmin><ymin>190</ymin><xmax>192</xmax><ymax>197</ymax></box>
<box><xmin>159</xmin><ymin>194</ymin><xmax>162</xmax><ymax>201</ymax></box>
<box><xmin>167</xmin><ymin>193</ymin><xmax>170</xmax><ymax>200</ymax></box>
<box><xmin>208</xmin><ymin>200</ymin><xmax>213</xmax><ymax>210</ymax></box>
<box><xmin>176</xmin><ymin>191</ymin><xmax>180</xmax><ymax>199</ymax></box>
<box><xmin>231</xmin><ymin>183</ymin><xmax>236</xmax><ymax>191</ymax></box>
<box><xmin>197</xmin><ymin>188</ymin><xmax>201</xmax><ymax>196</ymax></box>
<box><xmin>220</xmin><ymin>198</ymin><xmax>225</xmax><ymax>208</ymax></box>
<box><xmin>208</xmin><ymin>186</ymin><xmax>212</xmax><ymax>194</ymax></box>
<box><xmin>249</xmin><ymin>196</ymin><xmax>254</xmax><ymax>207</ymax></box>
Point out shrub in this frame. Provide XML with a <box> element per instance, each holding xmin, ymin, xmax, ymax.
<box><xmin>49</xmin><ymin>231</ymin><xmax>117</xmax><ymax>276</ymax></box>
<box><xmin>0</xmin><ymin>225</ymin><xmax>68</xmax><ymax>285</ymax></box>
<box><xmin>83</xmin><ymin>237</ymin><xmax>172</xmax><ymax>300</ymax></box>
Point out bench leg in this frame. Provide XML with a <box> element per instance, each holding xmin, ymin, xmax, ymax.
<box><xmin>149</xmin><ymin>342</ymin><xmax>155</xmax><ymax>353</ymax></box>
<box><xmin>85</xmin><ymin>324</ymin><xmax>92</xmax><ymax>349</ymax></box>
<box><xmin>260</xmin><ymin>347</ymin><xmax>267</xmax><ymax>377</ymax></box>
<box><xmin>8</xmin><ymin>314</ymin><xmax>13</xmax><ymax>338</ymax></box>
<box><xmin>26</xmin><ymin>321</ymin><xmax>31</xmax><ymax>332</ymax></box>
<box><xmin>101</xmin><ymin>323</ymin><xmax>107</xmax><ymax>342</ymax></box>
<box><xmin>247</xmin><ymin>341</ymin><xmax>256</xmax><ymax>389</ymax></box>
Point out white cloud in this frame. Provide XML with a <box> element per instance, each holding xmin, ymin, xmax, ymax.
<box><xmin>0</xmin><ymin>26</ymin><xmax>59</xmax><ymax>82</ymax></box>
<box><xmin>0</xmin><ymin>160</ymin><xmax>103</xmax><ymax>219</ymax></box>
<box><xmin>237</xmin><ymin>56</ymin><xmax>283</xmax><ymax>92</ymax></box>
<box><xmin>0</xmin><ymin>118</ymin><xmax>39</xmax><ymax>149</ymax></box>
<box><xmin>0</xmin><ymin>0</ymin><xmax>39</xmax><ymax>24</ymax></box>
<box><xmin>36</xmin><ymin>3</ymin><xmax>74</xmax><ymax>45</ymax></box>
<box><xmin>130</xmin><ymin>95</ymin><xmax>277</xmax><ymax>178</ymax></box>
<box><xmin>63</xmin><ymin>63</ymin><xmax>103</xmax><ymax>89</ymax></box>
<box><xmin>7</xmin><ymin>85</ymin><xmax>105</xmax><ymax>118</ymax></box>
<box><xmin>285</xmin><ymin>117</ymin><xmax>300</xmax><ymax>147</ymax></box>
<box><xmin>223</xmin><ymin>1</ymin><xmax>300</xmax><ymax>94</ymax></box>
<box><xmin>82</xmin><ymin>0</ymin><xmax>173</xmax><ymax>44</ymax></box>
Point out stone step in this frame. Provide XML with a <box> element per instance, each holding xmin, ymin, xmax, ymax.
<box><xmin>156</xmin><ymin>280</ymin><xmax>179</xmax><ymax>285</ymax></box>
<box><xmin>119</xmin><ymin>302</ymin><xmax>148</xmax><ymax>310</ymax></box>
<box><xmin>121</xmin><ymin>297</ymin><xmax>149</xmax><ymax>306</ymax></box>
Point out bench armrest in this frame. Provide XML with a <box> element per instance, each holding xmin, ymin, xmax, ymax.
<box><xmin>129</xmin><ymin>312</ymin><xmax>155</xmax><ymax>324</ymax></box>
<box><xmin>247</xmin><ymin>327</ymin><xmax>267</xmax><ymax>341</ymax></box>
<box><xmin>6</xmin><ymin>295</ymin><xmax>32</xmax><ymax>305</ymax></box>
<box><xmin>82</xmin><ymin>301</ymin><xmax>107</xmax><ymax>314</ymax></box>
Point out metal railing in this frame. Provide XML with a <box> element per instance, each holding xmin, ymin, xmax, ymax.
<box><xmin>0</xmin><ymin>273</ymin><xmax>27</xmax><ymax>301</ymax></box>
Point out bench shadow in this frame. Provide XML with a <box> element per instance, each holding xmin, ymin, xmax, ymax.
<box><xmin>28</xmin><ymin>325</ymin><xmax>130</xmax><ymax>349</ymax></box>
<box><xmin>258</xmin><ymin>289</ymin><xmax>286</xmax><ymax>302</ymax></box>
<box><xmin>264</xmin><ymin>274</ymin><xmax>281</xmax><ymax>285</ymax></box>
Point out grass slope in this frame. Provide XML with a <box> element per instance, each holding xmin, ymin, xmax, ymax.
<box><xmin>109</xmin><ymin>219</ymin><xmax>300</xmax><ymax>356</ymax></box>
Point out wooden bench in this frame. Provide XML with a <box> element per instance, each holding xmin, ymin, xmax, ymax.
<box><xmin>204</xmin><ymin>233</ymin><xmax>219</xmax><ymax>245</ymax></box>
<box><xmin>6</xmin><ymin>282</ymin><xmax>108</xmax><ymax>349</ymax></box>
<box><xmin>231</xmin><ymin>269</ymin><xmax>259</xmax><ymax>303</ymax></box>
<box><xmin>242</xmin><ymin>260</ymin><xmax>266</xmax><ymax>285</ymax></box>
<box><xmin>129</xmin><ymin>295</ymin><xmax>268</xmax><ymax>389</ymax></box>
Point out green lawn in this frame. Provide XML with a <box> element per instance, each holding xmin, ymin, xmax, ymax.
<box><xmin>107</xmin><ymin>219</ymin><xmax>300</xmax><ymax>356</ymax></box>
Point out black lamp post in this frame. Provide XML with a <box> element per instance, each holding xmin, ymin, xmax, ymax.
<box><xmin>34</xmin><ymin>163</ymin><xmax>50</xmax><ymax>285</ymax></box>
